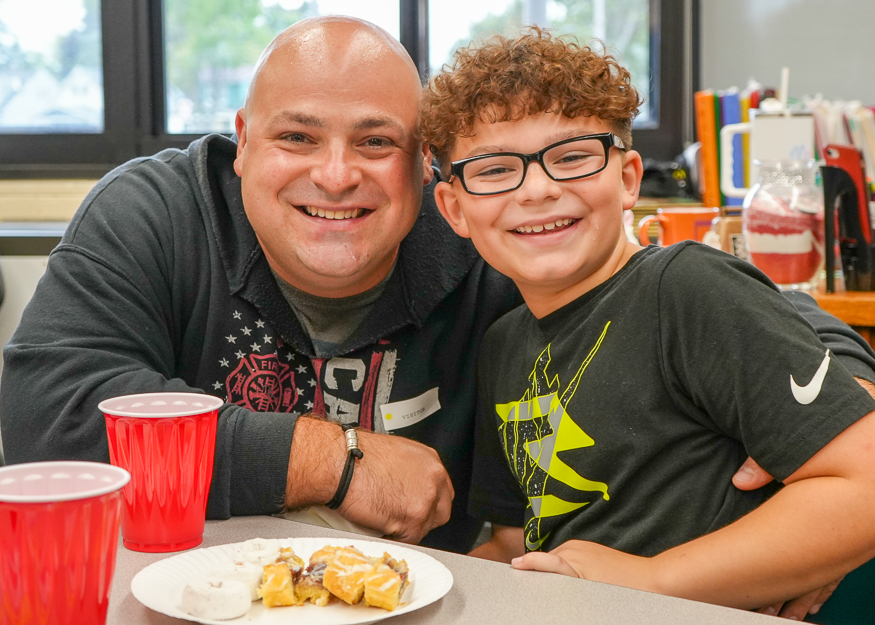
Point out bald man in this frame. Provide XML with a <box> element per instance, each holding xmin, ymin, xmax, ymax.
<box><xmin>3</xmin><ymin>17</ymin><xmax>875</xmax><ymax>565</ymax></box>
<box><xmin>0</xmin><ymin>16</ymin><xmax>520</xmax><ymax>551</ymax></box>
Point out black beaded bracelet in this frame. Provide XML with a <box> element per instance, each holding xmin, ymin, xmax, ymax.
<box><xmin>326</xmin><ymin>424</ymin><xmax>364</xmax><ymax>510</ymax></box>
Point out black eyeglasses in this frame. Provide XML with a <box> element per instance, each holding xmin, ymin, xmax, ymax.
<box><xmin>449</xmin><ymin>133</ymin><xmax>626</xmax><ymax>196</ymax></box>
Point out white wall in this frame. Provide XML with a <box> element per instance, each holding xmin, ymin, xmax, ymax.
<box><xmin>700</xmin><ymin>0</ymin><xmax>875</xmax><ymax>105</ymax></box>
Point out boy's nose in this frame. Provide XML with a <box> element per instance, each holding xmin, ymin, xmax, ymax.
<box><xmin>515</xmin><ymin>160</ymin><xmax>562</xmax><ymax>202</ymax></box>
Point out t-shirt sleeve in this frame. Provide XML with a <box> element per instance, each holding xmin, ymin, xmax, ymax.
<box><xmin>467</xmin><ymin>323</ymin><xmax>528</xmax><ymax>527</ymax></box>
<box><xmin>656</xmin><ymin>245</ymin><xmax>875</xmax><ymax>482</ymax></box>
<box><xmin>783</xmin><ymin>290</ymin><xmax>875</xmax><ymax>384</ymax></box>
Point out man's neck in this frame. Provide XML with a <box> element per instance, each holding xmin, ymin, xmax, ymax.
<box><xmin>265</xmin><ymin>249</ymin><xmax>400</xmax><ymax>299</ymax></box>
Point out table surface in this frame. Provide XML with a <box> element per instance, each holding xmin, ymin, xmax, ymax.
<box><xmin>109</xmin><ymin>516</ymin><xmax>776</xmax><ymax>625</ymax></box>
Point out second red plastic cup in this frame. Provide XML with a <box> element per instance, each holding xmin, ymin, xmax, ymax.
<box><xmin>99</xmin><ymin>392</ymin><xmax>224</xmax><ymax>553</ymax></box>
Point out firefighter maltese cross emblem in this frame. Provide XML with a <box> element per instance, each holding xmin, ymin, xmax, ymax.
<box><xmin>226</xmin><ymin>353</ymin><xmax>298</xmax><ymax>413</ymax></box>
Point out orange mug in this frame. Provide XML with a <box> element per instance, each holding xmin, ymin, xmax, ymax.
<box><xmin>638</xmin><ymin>207</ymin><xmax>721</xmax><ymax>246</ymax></box>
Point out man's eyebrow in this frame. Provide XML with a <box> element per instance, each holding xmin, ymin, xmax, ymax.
<box><xmin>265</xmin><ymin>111</ymin><xmax>326</xmax><ymax>130</ymax></box>
<box><xmin>353</xmin><ymin>116</ymin><xmax>406</xmax><ymax>133</ymax></box>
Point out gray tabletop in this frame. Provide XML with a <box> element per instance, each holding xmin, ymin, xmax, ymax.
<box><xmin>109</xmin><ymin>516</ymin><xmax>776</xmax><ymax>624</ymax></box>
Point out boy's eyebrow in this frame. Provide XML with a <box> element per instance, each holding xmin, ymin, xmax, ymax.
<box><xmin>458</xmin><ymin>129</ymin><xmax>603</xmax><ymax>159</ymax></box>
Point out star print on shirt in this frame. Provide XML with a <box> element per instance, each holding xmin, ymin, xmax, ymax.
<box><xmin>308</xmin><ymin>378</ymin><xmax>317</xmax><ymax>387</ymax></box>
<box><xmin>297</xmin><ymin>364</ymin><xmax>307</xmax><ymax>373</ymax></box>
<box><xmin>218</xmin><ymin>307</ymin><xmax>308</xmax><ymax>415</ymax></box>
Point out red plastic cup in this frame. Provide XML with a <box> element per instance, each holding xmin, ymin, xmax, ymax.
<box><xmin>0</xmin><ymin>460</ymin><xmax>130</xmax><ymax>625</ymax></box>
<box><xmin>99</xmin><ymin>392</ymin><xmax>223</xmax><ymax>553</ymax></box>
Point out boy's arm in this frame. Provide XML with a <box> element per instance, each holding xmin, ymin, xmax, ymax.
<box><xmin>469</xmin><ymin>525</ymin><xmax>525</xmax><ymax>562</ymax></box>
<box><xmin>513</xmin><ymin>408</ymin><xmax>875</xmax><ymax>610</ymax></box>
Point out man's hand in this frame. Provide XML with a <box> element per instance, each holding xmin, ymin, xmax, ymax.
<box><xmin>285</xmin><ymin>417</ymin><xmax>454</xmax><ymax>545</ymax></box>
<box><xmin>732</xmin><ymin>456</ymin><xmax>775</xmax><ymax>491</ymax></box>
<box><xmin>755</xmin><ymin>579</ymin><xmax>841</xmax><ymax>619</ymax></box>
<box><xmin>339</xmin><ymin>429</ymin><xmax>454</xmax><ymax>543</ymax></box>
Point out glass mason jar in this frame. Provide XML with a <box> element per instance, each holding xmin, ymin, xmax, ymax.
<box><xmin>742</xmin><ymin>159</ymin><xmax>824</xmax><ymax>290</ymax></box>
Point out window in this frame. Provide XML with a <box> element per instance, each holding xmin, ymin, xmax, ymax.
<box><xmin>163</xmin><ymin>0</ymin><xmax>400</xmax><ymax>134</ymax></box>
<box><xmin>0</xmin><ymin>0</ymin><xmax>103</xmax><ymax>133</ymax></box>
<box><xmin>428</xmin><ymin>0</ymin><xmax>652</xmax><ymax>122</ymax></box>
<box><xmin>0</xmin><ymin>0</ymin><xmax>692</xmax><ymax>177</ymax></box>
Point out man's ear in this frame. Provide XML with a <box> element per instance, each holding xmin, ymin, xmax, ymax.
<box><xmin>422</xmin><ymin>144</ymin><xmax>435</xmax><ymax>186</ymax></box>
<box><xmin>233</xmin><ymin>108</ymin><xmax>247</xmax><ymax>177</ymax></box>
<box><xmin>434</xmin><ymin>181</ymin><xmax>471</xmax><ymax>239</ymax></box>
<box><xmin>620</xmin><ymin>149</ymin><xmax>644</xmax><ymax>211</ymax></box>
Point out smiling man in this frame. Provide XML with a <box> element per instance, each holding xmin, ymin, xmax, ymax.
<box><xmin>0</xmin><ymin>17</ymin><xmax>521</xmax><ymax>551</ymax></box>
<box><xmin>234</xmin><ymin>23</ymin><xmax>431</xmax><ymax>299</ymax></box>
<box><xmin>2</xmin><ymin>18</ymin><xmax>875</xmax><ymax>583</ymax></box>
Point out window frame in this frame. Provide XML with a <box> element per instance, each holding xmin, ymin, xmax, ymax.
<box><xmin>0</xmin><ymin>0</ymin><xmax>694</xmax><ymax>178</ymax></box>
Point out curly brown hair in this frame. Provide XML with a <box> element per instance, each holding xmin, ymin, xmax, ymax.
<box><xmin>421</xmin><ymin>27</ymin><xmax>642</xmax><ymax>178</ymax></box>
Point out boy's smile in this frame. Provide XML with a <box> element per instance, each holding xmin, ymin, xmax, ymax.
<box><xmin>435</xmin><ymin>112</ymin><xmax>644</xmax><ymax>317</ymax></box>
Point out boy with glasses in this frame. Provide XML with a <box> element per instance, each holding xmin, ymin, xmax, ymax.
<box><xmin>422</xmin><ymin>28</ymin><xmax>875</xmax><ymax>611</ymax></box>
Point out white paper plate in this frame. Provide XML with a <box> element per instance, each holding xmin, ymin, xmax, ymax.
<box><xmin>131</xmin><ymin>537</ymin><xmax>453</xmax><ymax>624</ymax></box>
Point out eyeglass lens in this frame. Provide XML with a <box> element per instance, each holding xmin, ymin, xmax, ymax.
<box><xmin>461</xmin><ymin>136</ymin><xmax>608</xmax><ymax>194</ymax></box>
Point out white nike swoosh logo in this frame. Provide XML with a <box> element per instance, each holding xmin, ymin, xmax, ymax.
<box><xmin>790</xmin><ymin>349</ymin><xmax>831</xmax><ymax>405</ymax></box>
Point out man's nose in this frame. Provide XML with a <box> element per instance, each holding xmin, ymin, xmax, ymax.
<box><xmin>309</xmin><ymin>144</ymin><xmax>362</xmax><ymax>194</ymax></box>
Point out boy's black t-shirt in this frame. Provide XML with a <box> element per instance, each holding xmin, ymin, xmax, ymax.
<box><xmin>468</xmin><ymin>242</ymin><xmax>875</xmax><ymax>556</ymax></box>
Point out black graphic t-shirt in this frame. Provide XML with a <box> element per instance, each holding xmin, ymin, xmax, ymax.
<box><xmin>469</xmin><ymin>243</ymin><xmax>875</xmax><ymax>556</ymax></box>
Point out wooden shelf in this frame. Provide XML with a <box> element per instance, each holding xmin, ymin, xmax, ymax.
<box><xmin>811</xmin><ymin>290</ymin><xmax>875</xmax><ymax>328</ymax></box>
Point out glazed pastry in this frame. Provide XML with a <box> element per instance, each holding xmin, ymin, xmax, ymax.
<box><xmin>181</xmin><ymin>577</ymin><xmax>251</xmax><ymax>620</ymax></box>
<box><xmin>363</xmin><ymin>553</ymin><xmax>409</xmax><ymax>611</ymax></box>
<box><xmin>259</xmin><ymin>562</ymin><xmax>301</xmax><ymax>607</ymax></box>
<box><xmin>279</xmin><ymin>546</ymin><xmax>306</xmax><ymax>573</ymax></box>
<box><xmin>321</xmin><ymin>546</ymin><xmax>375</xmax><ymax>605</ymax></box>
<box><xmin>294</xmin><ymin>547</ymin><xmax>338</xmax><ymax>607</ymax></box>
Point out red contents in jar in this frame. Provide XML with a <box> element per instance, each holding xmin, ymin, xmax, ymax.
<box><xmin>744</xmin><ymin>195</ymin><xmax>824</xmax><ymax>286</ymax></box>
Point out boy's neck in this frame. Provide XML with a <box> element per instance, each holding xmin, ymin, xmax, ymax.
<box><xmin>517</xmin><ymin>240</ymin><xmax>642</xmax><ymax>318</ymax></box>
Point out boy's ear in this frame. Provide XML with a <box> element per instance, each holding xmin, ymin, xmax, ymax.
<box><xmin>434</xmin><ymin>181</ymin><xmax>471</xmax><ymax>239</ymax></box>
<box><xmin>620</xmin><ymin>149</ymin><xmax>644</xmax><ymax>211</ymax></box>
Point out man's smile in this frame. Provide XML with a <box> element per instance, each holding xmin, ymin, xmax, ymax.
<box><xmin>299</xmin><ymin>206</ymin><xmax>369</xmax><ymax>220</ymax></box>
<box><xmin>513</xmin><ymin>218</ymin><xmax>576</xmax><ymax>234</ymax></box>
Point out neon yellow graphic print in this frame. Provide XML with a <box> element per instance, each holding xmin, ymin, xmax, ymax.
<box><xmin>495</xmin><ymin>321</ymin><xmax>611</xmax><ymax>551</ymax></box>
